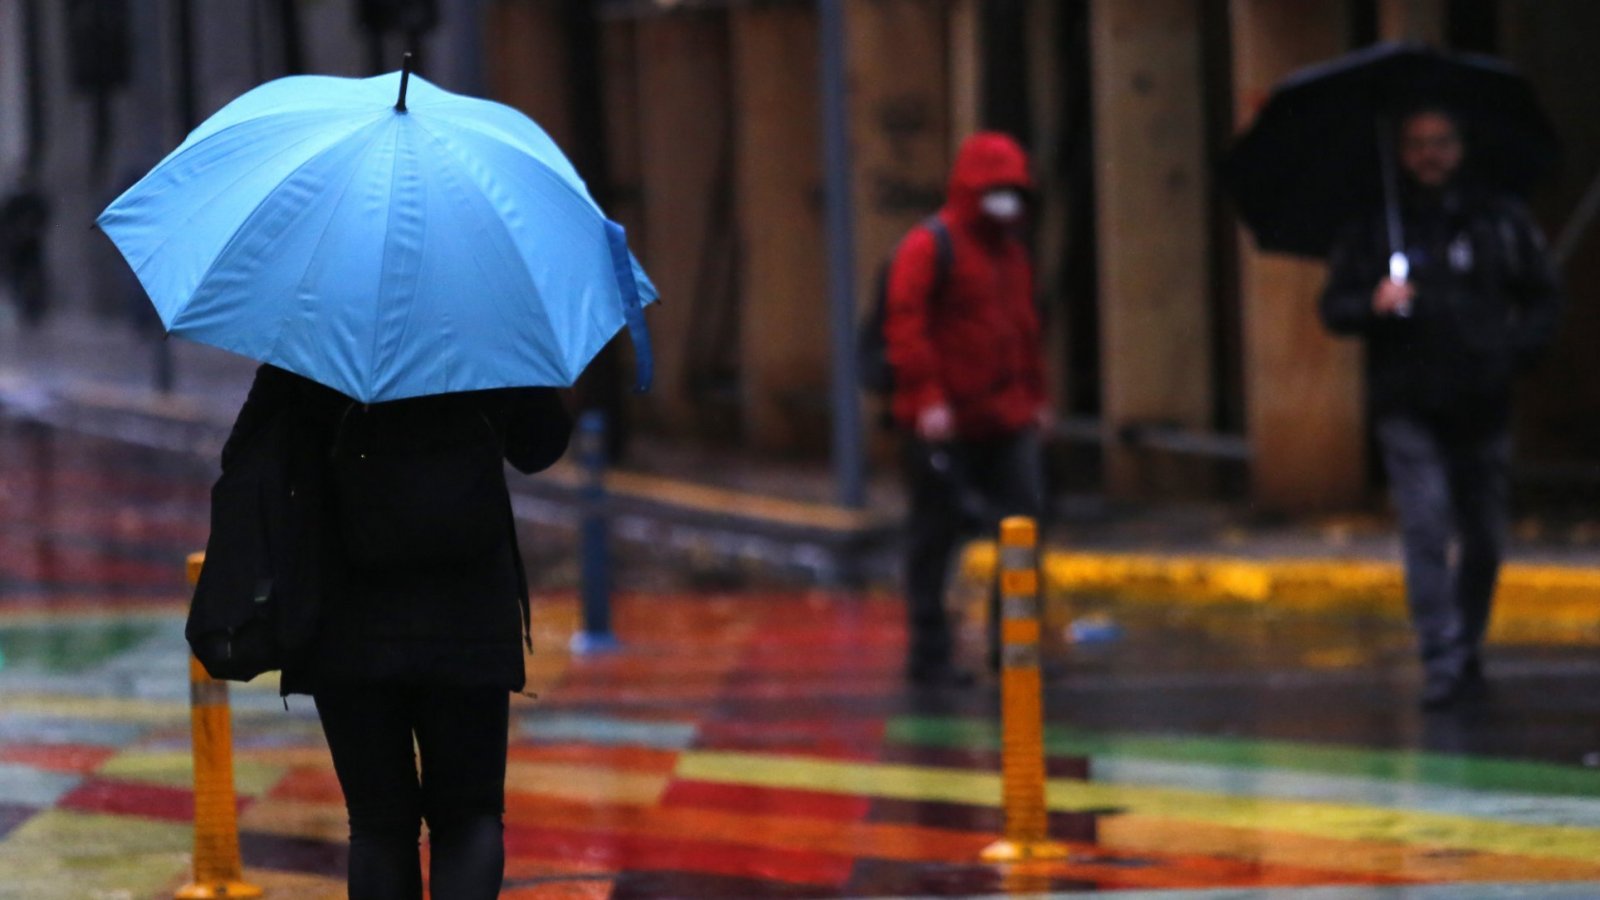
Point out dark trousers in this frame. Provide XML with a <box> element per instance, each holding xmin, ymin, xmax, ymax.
<box><xmin>904</xmin><ymin>430</ymin><xmax>1045</xmax><ymax>673</ymax></box>
<box><xmin>1376</xmin><ymin>414</ymin><xmax>1511</xmax><ymax>681</ymax></box>
<box><xmin>314</xmin><ymin>683</ymin><xmax>510</xmax><ymax>900</ymax></box>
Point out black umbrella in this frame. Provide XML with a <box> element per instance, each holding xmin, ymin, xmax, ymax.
<box><xmin>1222</xmin><ymin>41</ymin><xmax>1559</xmax><ymax>260</ymax></box>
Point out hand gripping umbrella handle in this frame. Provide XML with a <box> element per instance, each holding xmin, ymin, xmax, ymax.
<box><xmin>605</xmin><ymin>220</ymin><xmax>654</xmax><ymax>393</ymax></box>
<box><xmin>1388</xmin><ymin>252</ymin><xmax>1413</xmax><ymax>317</ymax></box>
<box><xmin>1388</xmin><ymin>251</ymin><xmax>1409</xmax><ymax>285</ymax></box>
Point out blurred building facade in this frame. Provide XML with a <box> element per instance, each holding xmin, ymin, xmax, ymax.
<box><xmin>0</xmin><ymin>0</ymin><xmax>488</xmax><ymax>322</ymax></box>
<box><xmin>4</xmin><ymin>0</ymin><xmax>1599</xmax><ymax>513</ymax></box>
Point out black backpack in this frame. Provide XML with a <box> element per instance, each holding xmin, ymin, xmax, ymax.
<box><xmin>857</xmin><ymin>216</ymin><xmax>953</xmax><ymax>395</ymax></box>
<box><xmin>188</xmin><ymin>406</ymin><xmax>327</xmax><ymax>681</ymax></box>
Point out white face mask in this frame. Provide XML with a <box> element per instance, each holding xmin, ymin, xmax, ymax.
<box><xmin>980</xmin><ymin>189</ymin><xmax>1025</xmax><ymax>222</ymax></box>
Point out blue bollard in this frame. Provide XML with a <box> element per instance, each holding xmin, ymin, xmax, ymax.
<box><xmin>571</xmin><ymin>410</ymin><xmax>620</xmax><ymax>654</ymax></box>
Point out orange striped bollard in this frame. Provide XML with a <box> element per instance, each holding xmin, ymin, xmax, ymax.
<box><xmin>981</xmin><ymin>517</ymin><xmax>1068</xmax><ymax>863</ymax></box>
<box><xmin>177</xmin><ymin>552</ymin><xmax>262</xmax><ymax>899</ymax></box>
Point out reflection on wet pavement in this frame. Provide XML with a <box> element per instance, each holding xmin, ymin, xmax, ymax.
<box><xmin>2</xmin><ymin>419</ymin><xmax>1600</xmax><ymax>898</ymax></box>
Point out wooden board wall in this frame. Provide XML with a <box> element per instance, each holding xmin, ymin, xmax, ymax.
<box><xmin>599</xmin><ymin>21</ymin><xmax>645</xmax><ymax>241</ymax></box>
<box><xmin>1501</xmin><ymin>1</ymin><xmax>1600</xmax><ymax>463</ymax></box>
<box><xmin>844</xmin><ymin>0</ymin><xmax>952</xmax><ymax>311</ymax></box>
<box><xmin>730</xmin><ymin>4</ymin><xmax>830</xmax><ymax>452</ymax></box>
<box><xmin>1026</xmin><ymin>0</ymin><xmax>1073</xmax><ymax>413</ymax></box>
<box><xmin>947</xmin><ymin>0</ymin><xmax>981</xmax><ymax>155</ymax></box>
<box><xmin>1231</xmin><ymin>0</ymin><xmax>1365</xmax><ymax>513</ymax></box>
<box><xmin>1089</xmin><ymin>0</ymin><xmax>1213</xmax><ymax>496</ymax></box>
<box><xmin>483</xmin><ymin>2</ymin><xmax>573</xmax><ymax>150</ymax></box>
<box><xmin>632</xmin><ymin>13</ymin><xmax>733</xmax><ymax>433</ymax></box>
<box><xmin>1378</xmin><ymin>0</ymin><xmax>1446</xmax><ymax>43</ymax></box>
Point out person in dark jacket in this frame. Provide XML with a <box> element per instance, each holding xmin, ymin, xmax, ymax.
<box><xmin>0</xmin><ymin>185</ymin><xmax>49</xmax><ymax>327</ymax></box>
<box><xmin>223</xmin><ymin>363</ymin><xmax>571</xmax><ymax>899</ymax></box>
<box><xmin>1320</xmin><ymin>108</ymin><xmax>1561</xmax><ymax>709</ymax></box>
<box><xmin>883</xmin><ymin>132</ymin><xmax>1051</xmax><ymax>687</ymax></box>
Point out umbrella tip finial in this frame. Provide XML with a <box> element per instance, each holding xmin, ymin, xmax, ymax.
<box><xmin>396</xmin><ymin>52</ymin><xmax>413</xmax><ymax>113</ymax></box>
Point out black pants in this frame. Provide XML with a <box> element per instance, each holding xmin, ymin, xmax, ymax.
<box><xmin>314</xmin><ymin>683</ymin><xmax>510</xmax><ymax>900</ymax></box>
<box><xmin>1376</xmin><ymin>414</ymin><xmax>1511</xmax><ymax>682</ymax></box>
<box><xmin>903</xmin><ymin>431</ymin><xmax>1045</xmax><ymax>674</ymax></box>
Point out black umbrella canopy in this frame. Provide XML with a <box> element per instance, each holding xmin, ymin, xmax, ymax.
<box><xmin>1223</xmin><ymin>41</ymin><xmax>1559</xmax><ymax>258</ymax></box>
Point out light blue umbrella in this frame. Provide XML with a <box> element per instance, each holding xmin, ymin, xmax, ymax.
<box><xmin>97</xmin><ymin>60</ymin><xmax>655</xmax><ymax>403</ymax></box>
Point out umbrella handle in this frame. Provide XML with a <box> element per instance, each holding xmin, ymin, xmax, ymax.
<box><xmin>1379</xmin><ymin>118</ymin><xmax>1412</xmax><ymax>317</ymax></box>
<box><xmin>1388</xmin><ymin>251</ymin><xmax>1409</xmax><ymax>285</ymax></box>
<box><xmin>1377</xmin><ymin>119</ymin><xmax>1407</xmax><ymax>252</ymax></box>
<box><xmin>1389</xmin><ymin>251</ymin><xmax>1412</xmax><ymax>317</ymax></box>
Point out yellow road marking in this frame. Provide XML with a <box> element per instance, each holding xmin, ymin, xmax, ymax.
<box><xmin>534</xmin><ymin>463</ymin><xmax>886</xmax><ymax>532</ymax></box>
<box><xmin>1099</xmin><ymin>813</ymin><xmax>1600</xmax><ymax>883</ymax></box>
<box><xmin>237</xmin><ymin>797</ymin><xmax>349</xmax><ymax>844</ymax></box>
<box><xmin>505</xmin><ymin>761</ymin><xmax>672</xmax><ymax>807</ymax></box>
<box><xmin>1</xmin><ymin>695</ymin><xmax>190</xmax><ymax>723</ymax></box>
<box><xmin>97</xmin><ymin>749</ymin><xmax>284</xmax><ymax>798</ymax></box>
<box><xmin>676</xmin><ymin>750</ymin><xmax>1600</xmax><ymax>863</ymax></box>
<box><xmin>962</xmin><ymin>544</ymin><xmax>1600</xmax><ymax>642</ymax></box>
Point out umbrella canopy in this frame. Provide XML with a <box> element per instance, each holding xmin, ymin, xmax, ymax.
<box><xmin>97</xmin><ymin>64</ymin><xmax>656</xmax><ymax>403</ymax></box>
<box><xmin>1222</xmin><ymin>41</ymin><xmax>1559</xmax><ymax>258</ymax></box>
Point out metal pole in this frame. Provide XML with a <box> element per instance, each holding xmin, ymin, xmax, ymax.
<box><xmin>449</xmin><ymin>0</ymin><xmax>485</xmax><ymax>95</ymax></box>
<box><xmin>1377</xmin><ymin>118</ymin><xmax>1406</xmax><ymax>261</ymax></box>
<box><xmin>20</xmin><ymin>0</ymin><xmax>45</xmax><ymax>178</ymax></box>
<box><xmin>572</xmin><ymin>410</ymin><xmax>619</xmax><ymax>655</ymax></box>
<box><xmin>819</xmin><ymin>0</ymin><xmax>865</xmax><ymax>509</ymax></box>
<box><xmin>151</xmin><ymin>0</ymin><xmax>194</xmax><ymax>393</ymax></box>
<box><xmin>174</xmin><ymin>0</ymin><xmax>196</xmax><ymax>131</ymax></box>
<box><xmin>275</xmin><ymin>0</ymin><xmax>304</xmax><ymax>75</ymax></box>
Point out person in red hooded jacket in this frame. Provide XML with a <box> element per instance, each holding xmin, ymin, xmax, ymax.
<box><xmin>884</xmin><ymin>131</ymin><xmax>1051</xmax><ymax>687</ymax></box>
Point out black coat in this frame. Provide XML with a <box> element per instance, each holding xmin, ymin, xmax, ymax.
<box><xmin>1320</xmin><ymin>185</ymin><xmax>1561</xmax><ymax>431</ymax></box>
<box><xmin>222</xmin><ymin>365</ymin><xmax>571</xmax><ymax>695</ymax></box>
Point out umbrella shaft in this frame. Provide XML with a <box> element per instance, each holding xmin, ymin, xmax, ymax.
<box><xmin>1378</xmin><ymin>118</ymin><xmax>1405</xmax><ymax>257</ymax></box>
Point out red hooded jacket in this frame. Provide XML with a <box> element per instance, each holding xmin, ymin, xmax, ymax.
<box><xmin>884</xmin><ymin>132</ymin><xmax>1047</xmax><ymax>439</ymax></box>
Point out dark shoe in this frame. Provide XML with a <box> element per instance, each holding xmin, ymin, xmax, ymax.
<box><xmin>1420</xmin><ymin>672</ymin><xmax>1463</xmax><ymax>710</ymax></box>
<box><xmin>1421</xmin><ymin>668</ymin><xmax>1487</xmax><ymax>710</ymax></box>
<box><xmin>1457</xmin><ymin>658</ymin><xmax>1489</xmax><ymax>699</ymax></box>
<box><xmin>908</xmin><ymin>663</ymin><xmax>977</xmax><ymax>689</ymax></box>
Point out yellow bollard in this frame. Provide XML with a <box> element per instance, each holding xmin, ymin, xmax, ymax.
<box><xmin>177</xmin><ymin>552</ymin><xmax>263</xmax><ymax>900</ymax></box>
<box><xmin>981</xmin><ymin>517</ymin><xmax>1068</xmax><ymax>863</ymax></box>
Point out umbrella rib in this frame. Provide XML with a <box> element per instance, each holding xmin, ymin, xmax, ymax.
<box><xmin>117</xmin><ymin>114</ymin><xmax>377</xmax><ymax>279</ymax></box>
<box><xmin>169</xmin><ymin>104</ymin><xmax>365</xmax><ymax>163</ymax></box>
<box><xmin>176</xmin><ymin>121</ymin><xmax>388</xmax><ymax>341</ymax></box>
<box><xmin>367</xmin><ymin>122</ymin><xmax>416</xmax><ymax>399</ymax></box>
<box><xmin>409</xmin><ymin>119</ymin><xmax>568</xmax><ymax>378</ymax></box>
<box><xmin>416</xmin><ymin>110</ymin><xmax>606</xmax><ymax>220</ymax></box>
<box><xmin>257</xmin><ymin>125</ymin><xmax>402</xmax><ymax>397</ymax></box>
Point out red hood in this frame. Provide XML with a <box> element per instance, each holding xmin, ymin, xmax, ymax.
<box><xmin>944</xmin><ymin>132</ymin><xmax>1032</xmax><ymax>226</ymax></box>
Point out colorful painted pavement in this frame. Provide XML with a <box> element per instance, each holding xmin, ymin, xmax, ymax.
<box><xmin>4</xmin><ymin>420</ymin><xmax>1600</xmax><ymax>898</ymax></box>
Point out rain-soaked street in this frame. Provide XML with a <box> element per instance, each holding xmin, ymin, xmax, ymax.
<box><xmin>4</xmin><ymin>413</ymin><xmax>1600</xmax><ymax>899</ymax></box>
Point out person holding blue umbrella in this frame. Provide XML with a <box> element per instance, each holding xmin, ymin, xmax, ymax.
<box><xmin>99</xmin><ymin>58</ymin><xmax>655</xmax><ymax>897</ymax></box>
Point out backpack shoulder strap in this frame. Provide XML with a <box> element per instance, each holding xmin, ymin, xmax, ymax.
<box><xmin>922</xmin><ymin>216</ymin><xmax>953</xmax><ymax>294</ymax></box>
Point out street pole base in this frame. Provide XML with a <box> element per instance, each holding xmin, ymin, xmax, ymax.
<box><xmin>176</xmin><ymin>880</ymin><xmax>264</xmax><ymax>899</ymax></box>
<box><xmin>980</xmin><ymin>838</ymin><xmax>1070</xmax><ymax>863</ymax></box>
<box><xmin>569</xmin><ymin>632</ymin><xmax>622</xmax><ymax>655</ymax></box>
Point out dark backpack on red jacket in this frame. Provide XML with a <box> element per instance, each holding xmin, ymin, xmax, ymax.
<box><xmin>857</xmin><ymin>216</ymin><xmax>953</xmax><ymax>395</ymax></box>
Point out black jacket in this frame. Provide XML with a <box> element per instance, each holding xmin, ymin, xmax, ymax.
<box><xmin>222</xmin><ymin>365</ymin><xmax>571</xmax><ymax>695</ymax></box>
<box><xmin>1320</xmin><ymin>185</ymin><xmax>1561</xmax><ymax>430</ymax></box>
